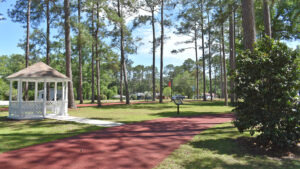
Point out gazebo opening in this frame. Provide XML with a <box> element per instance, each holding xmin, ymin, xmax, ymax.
<box><xmin>6</xmin><ymin>62</ymin><xmax>70</xmax><ymax>120</ymax></box>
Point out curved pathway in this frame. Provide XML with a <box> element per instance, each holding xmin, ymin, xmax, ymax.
<box><xmin>46</xmin><ymin>114</ymin><xmax>123</xmax><ymax>127</ymax></box>
<box><xmin>0</xmin><ymin>114</ymin><xmax>233</xmax><ymax>169</ymax></box>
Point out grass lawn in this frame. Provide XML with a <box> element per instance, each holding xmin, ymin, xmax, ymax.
<box><xmin>69</xmin><ymin>101</ymin><xmax>233</xmax><ymax>124</ymax></box>
<box><xmin>1</xmin><ymin>101</ymin><xmax>299</xmax><ymax>168</ymax></box>
<box><xmin>156</xmin><ymin>122</ymin><xmax>300</xmax><ymax>169</ymax></box>
<box><xmin>0</xmin><ymin>111</ymin><xmax>103</xmax><ymax>153</ymax></box>
<box><xmin>0</xmin><ymin>101</ymin><xmax>231</xmax><ymax>153</ymax></box>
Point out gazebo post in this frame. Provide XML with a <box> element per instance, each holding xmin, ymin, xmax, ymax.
<box><xmin>65</xmin><ymin>81</ymin><xmax>68</xmax><ymax>116</ymax></box>
<box><xmin>34</xmin><ymin>81</ymin><xmax>38</xmax><ymax>101</ymax></box>
<box><xmin>18</xmin><ymin>80</ymin><xmax>22</xmax><ymax>116</ymax></box>
<box><xmin>9</xmin><ymin>80</ymin><xmax>12</xmax><ymax>103</ymax></box>
<box><xmin>54</xmin><ymin>82</ymin><xmax>57</xmax><ymax>101</ymax></box>
<box><xmin>43</xmin><ymin>80</ymin><xmax>47</xmax><ymax>117</ymax></box>
<box><xmin>17</xmin><ymin>80</ymin><xmax>22</xmax><ymax>102</ymax></box>
<box><xmin>66</xmin><ymin>81</ymin><xmax>68</xmax><ymax>102</ymax></box>
<box><xmin>62</xmin><ymin>81</ymin><xmax>65</xmax><ymax>101</ymax></box>
<box><xmin>54</xmin><ymin>82</ymin><xmax>57</xmax><ymax>114</ymax></box>
<box><xmin>9</xmin><ymin>80</ymin><xmax>12</xmax><ymax>118</ymax></box>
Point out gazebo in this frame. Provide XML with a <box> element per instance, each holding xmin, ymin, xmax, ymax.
<box><xmin>6</xmin><ymin>62</ymin><xmax>70</xmax><ymax>119</ymax></box>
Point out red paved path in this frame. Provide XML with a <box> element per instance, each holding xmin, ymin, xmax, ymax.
<box><xmin>0</xmin><ymin>114</ymin><xmax>233</xmax><ymax>169</ymax></box>
<box><xmin>0</xmin><ymin>107</ymin><xmax>8</xmax><ymax>111</ymax></box>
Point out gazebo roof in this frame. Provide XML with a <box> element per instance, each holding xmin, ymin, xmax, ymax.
<box><xmin>6</xmin><ymin>62</ymin><xmax>69</xmax><ymax>81</ymax></box>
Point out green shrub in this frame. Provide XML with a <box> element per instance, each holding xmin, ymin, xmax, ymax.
<box><xmin>163</xmin><ymin>87</ymin><xmax>172</xmax><ymax>98</ymax></box>
<box><xmin>130</xmin><ymin>94</ymin><xmax>137</xmax><ymax>100</ymax></box>
<box><xmin>106</xmin><ymin>89</ymin><xmax>116</xmax><ymax>100</ymax></box>
<box><xmin>100</xmin><ymin>94</ymin><xmax>107</xmax><ymax>100</ymax></box>
<box><xmin>233</xmin><ymin>37</ymin><xmax>300</xmax><ymax>148</ymax></box>
<box><xmin>0</xmin><ymin>79</ymin><xmax>9</xmax><ymax>100</ymax></box>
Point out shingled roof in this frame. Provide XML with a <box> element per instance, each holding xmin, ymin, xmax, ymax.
<box><xmin>6</xmin><ymin>62</ymin><xmax>69</xmax><ymax>80</ymax></box>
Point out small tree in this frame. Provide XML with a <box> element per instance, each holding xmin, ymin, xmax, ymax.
<box><xmin>163</xmin><ymin>87</ymin><xmax>171</xmax><ymax>99</ymax></box>
<box><xmin>234</xmin><ymin>37</ymin><xmax>300</xmax><ymax>148</ymax></box>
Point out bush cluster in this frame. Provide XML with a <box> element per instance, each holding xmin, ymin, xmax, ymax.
<box><xmin>233</xmin><ymin>37</ymin><xmax>300</xmax><ymax>148</ymax></box>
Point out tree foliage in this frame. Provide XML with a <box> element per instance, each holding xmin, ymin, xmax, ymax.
<box><xmin>233</xmin><ymin>37</ymin><xmax>300</xmax><ymax>148</ymax></box>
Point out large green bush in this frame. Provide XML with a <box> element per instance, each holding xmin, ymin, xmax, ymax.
<box><xmin>233</xmin><ymin>37</ymin><xmax>300</xmax><ymax>148</ymax></box>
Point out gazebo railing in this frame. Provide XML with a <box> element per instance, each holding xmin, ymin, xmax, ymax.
<box><xmin>9</xmin><ymin>100</ymin><xmax>68</xmax><ymax>119</ymax></box>
<box><xmin>9</xmin><ymin>101</ymin><xmax>44</xmax><ymax>119</ymax></box>
<box><xmin>46</xmin><ymin>100</ymin><xmax>68</xmax><ymax>116</ymax></box>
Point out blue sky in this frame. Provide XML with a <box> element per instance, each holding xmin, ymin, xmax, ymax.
<box><xmin>0</xmin><ymin>1</ymin><xmax>299</xmax><ymax>67</ymax></box>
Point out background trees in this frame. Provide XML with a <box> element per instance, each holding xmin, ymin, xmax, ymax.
<box><xmin>0</xmin><ymin>0</ymin><xmax>298</xmax><ymax>107</ymax></box>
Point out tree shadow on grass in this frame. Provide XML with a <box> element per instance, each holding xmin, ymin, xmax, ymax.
<box><xmin>184</xmin><ymin>100</ymin><xmax>230</xmax><ymax>107</ymax></box>
<box><xmin>153</xmin><ymin>111</ymin><xmax>233</xmax><ymax>118</ymax></box>
<box><xmin>186</xmin><ymin>126</ymin><xmax>300</xmax><ymax>169</ymax></box>
<box><xmin>75</xmin><ymin>101</ymin><xmax>227</xmax><ymax>111</ymax></box>
<box><xmin>75</xmin><ymin>104</ymin><xmax>175</xmax><ymax>112</ymax></box>
<box><xmin>0</xmin><ymin>116</ymin><xmax>103</xmax><ymax>153</ymax></box>
<box><xmin>182</xmin><ymin>156</ymin><xmax>299</xmax><ymax>169</ymax></box>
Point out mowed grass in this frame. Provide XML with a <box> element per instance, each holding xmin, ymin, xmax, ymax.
<box><xmin>156</xmin><ymin>122</ymin><xmax>300</xmax><ymax>169</ymax></box>
<box><xmin>69</xmin><ymin>101</ymin><xmax>233</xmax><ymax>124</ymax></box>
<box><xmin>0</xmin><ymin>101</ymin><xmax>231</xmax><ymax>153</ymax></box>
<box><xmin>0</xmin><ymin>111</ymin><xmax>103</xmax><ymax>153</ymax></box>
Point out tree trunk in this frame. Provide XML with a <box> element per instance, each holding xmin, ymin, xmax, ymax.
<box><xmin>208</xmin><ymin>10</ymin><xmax>212</xmax><ymax>101</ymax></box>
<box><xmin>219</xmin><ymin>36</ymin><xmax>224</xmax><ymax>98</ymax></box>
<box><xmin>78</xmin><ymin>0</ymin><xmax>83</xmax><ymax>104</ymax></box>
<box><xmin>46</xmin><ymin>0</ymin><xmax>50</xmax><ymax>101</ymax></box>
<box><xmin>118</xmin><ymin>0</ymin><xmax>130</xmax><ymax>104</ymax></box>
<box><xmin>96</xmin><ymin>59</ymin><xmax>101</xmax><ymax>106</ymax></box>
<box><xmin>201</xmin><ymin>0</ymin><xmax>206</xmax><ymax>101</ymax></box>
<box><xmin>234</xmin><ymin>9</ymin><xmax>237</xmax><ymax>103</ymax></box>
<box><xmin>194</xmin><ymin>29</ymin><xmax>199</xmax><ymax>100</ymax></box>
<box><xmin>241</xmin><ymin>0</ymin><xmax>256</xmax><ymax>50</ymax></box>
<box><xmin>263</xmin><ymin>0</ymin><xmax>272</xmax><ymax>37</ymax></box>
<box><xmin>96</xmin><ymin>2</ymin><xmax>101</xmax><ymax>107</ymax></box>
<box><xmin>26</xmin><ymin>0</ymin><xmax>30</xmax><ymax>68</ymax></box>
<box><xmin>221</xmin><ymin>24</ymin><xmax>228</xmax><ymax>106</ymax></box>
<box><xmin>151</xmin><ymin>8</ymin><xmax>156</xmax><ymax>101</ymax></box>
<box><xmin>25</xmin><ymin>0</ymin><xmax>31</xmax><ymax>101</ymax></box>
<box><xmin>159</xmin><ymin>0</ymin><xmax>164</xmax><ymax>103</ymax></box>
<box><xmin>120</xmin><ymin>64</ymin><xmax>123</xmax><ymax>102</ymax></box>
<box><xmin>214</xmin><ymin>69</ymin><xmax>217</xmax><ymax>95</ymax></box>
<box><xmin>64</xmin><ymin>0</ymin><xmax>76</xmax><ymax>108</ymax></box>
<box><xmin>122</xmin><ymin>58</ymin><xmax>130</xmax><ymax>104</ymax></box>
<box><xmin>229</xmin><ymin>6</ymin><xmax>235</xmax><ymax>105</ymax></box>
<box><xmin>91</xmin><ymin>4</ymin><xmax>95</xmax><ymax>103</ymax></box>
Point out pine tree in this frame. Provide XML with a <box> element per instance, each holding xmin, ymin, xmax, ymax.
<box><xmin>77</xmin><ymin>0</ymin><xmax>83</xmax><ymax>104</ymax></box>
<box><xmin>263</xmin><ymin>0</ymin><xmax>271</xmax><ymax>37</ymax></box>
<box><xmin>64</xmin><ymin>0</ymin><xmax>76</xmax><ymax>108</ymax></box>
<box><xmin>159</xmin><ymin>0</ymin><xmax>164</xmax><ymax>103</ymax></box>
<box><xmin>241</xmin><ymin>0</ymin><xmax>256</xmax><ymax>50</ymax></box>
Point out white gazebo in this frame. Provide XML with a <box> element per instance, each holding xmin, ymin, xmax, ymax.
<box><xmin>6</xmin><ymin>62</ymin><xmax>70</xmax><ymax>119</ymax></box>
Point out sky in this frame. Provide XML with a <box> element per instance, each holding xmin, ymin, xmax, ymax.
<box><xmin>0</xmin><ymin>1</ymin><xmax>299</xmax><ymax>67</ymax></box>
